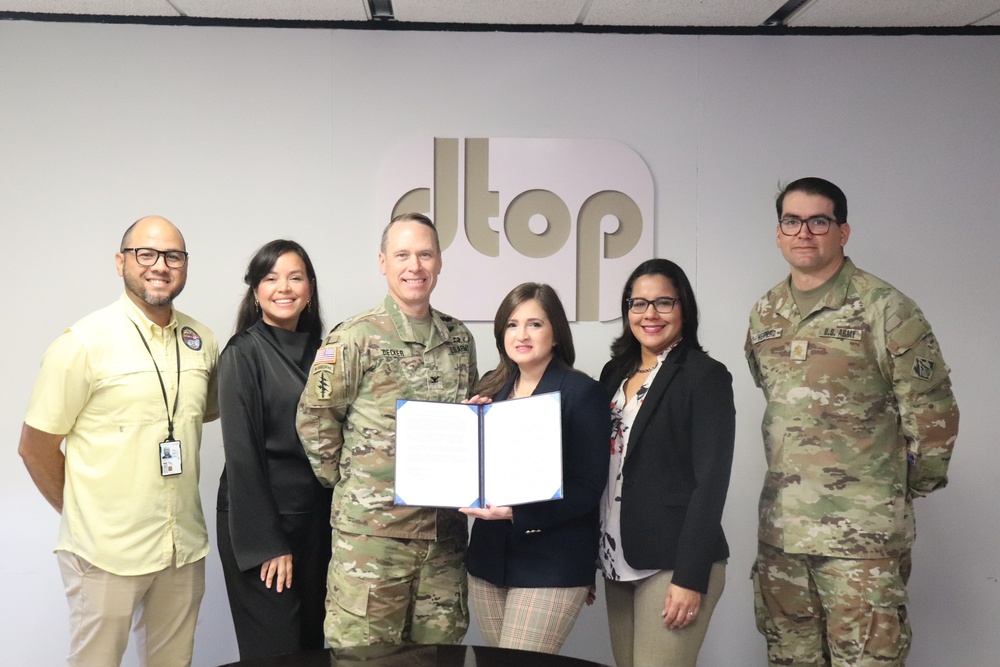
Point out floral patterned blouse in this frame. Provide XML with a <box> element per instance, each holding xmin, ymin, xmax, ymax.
<box><xmin>599</xmin><ymin>345</ymin><xmax>676</xmax><ymax>581</ymax></box>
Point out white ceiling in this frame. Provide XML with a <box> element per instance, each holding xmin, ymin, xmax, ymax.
<box><xmin>1</xmin><ymin>0</ymin><xmax>998</xmax><ymax>28</ymax></box>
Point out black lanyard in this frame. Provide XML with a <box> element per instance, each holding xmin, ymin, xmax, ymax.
<box><xmin>132</xmin><ymin>322</ymin><xmax>181</xmax><ymax>441</ymax></box>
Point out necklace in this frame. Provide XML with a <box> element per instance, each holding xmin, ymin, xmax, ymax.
<box><xmin>511</xmin><ymin>375</ymin><xmax>519</xmax><ymax>398</ymax></box>
<box><xmin>635</xmin><ymin>362</ymin><xmax>657</xmax><ymax>374</ymax></box>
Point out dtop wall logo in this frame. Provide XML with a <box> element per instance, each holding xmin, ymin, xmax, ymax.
<box><xmin>377</xmin><ymin>138</ymin><xmax>654</xmax><ymax>322</ymax></box>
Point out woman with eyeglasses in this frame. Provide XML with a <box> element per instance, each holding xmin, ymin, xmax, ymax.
<box><xmin>461</xmin><ymin>282</ymin><xmax>609</xmax><ymax>655</ymax></box>
<box><xmin>599</xmin><ymin>259</ymin><xmax>735</xmax><ymax>667</ymax></box>
<box><xmin>216</xmin><ymin>240</ymin><xmax>332</xmax><ymax>660</ymax></box>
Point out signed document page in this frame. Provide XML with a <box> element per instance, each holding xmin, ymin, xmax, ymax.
<box><xmin>394</xmin><ymin>401</ymin><xmax>480</xmax><ymax>508</ymax></box>
<box><xmin>483</xmin><ymin>392</ymin><xmax>562</xmax><ymax>506</ymax></box>
<box><xmin>394</xmin><ymin>392</ymin><xmax>562</xmax><ymax>508</ymax></box>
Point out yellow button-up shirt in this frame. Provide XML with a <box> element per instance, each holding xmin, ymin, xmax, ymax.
<box><xmin>25</xmin><ymin>293</ymin><xmax>219</xmax><ymax>575</ymax></box>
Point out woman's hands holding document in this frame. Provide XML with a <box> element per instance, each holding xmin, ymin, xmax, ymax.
<box><xmin>462</xmin><ymin>394</ymin><xmax>493</xmax><ymax>406</ymax></box>
<box><xmin>460</xmin><ymin>504</ymin><xmax>513</xmax><ymax>520</ymax></box>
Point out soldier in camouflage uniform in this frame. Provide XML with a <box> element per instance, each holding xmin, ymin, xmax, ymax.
<box><xmin>745</xmin><ymin>178</ymin><xmax>958</xmax><ymax>667</ymax></box>
<box><xmin>296</xmin><ymin>213</ymin><xmax>478</xmax><ymax>647</ymax></box>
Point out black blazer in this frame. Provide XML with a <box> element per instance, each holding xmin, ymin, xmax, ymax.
<box><xmin>466</xmin><ymin>359</ymin><xmax>610</xmax><ymax>588</ymax></box>
<box><xmin>599</xmin><ymin>341</ymin><xmax>735</xmax><ymax>593</ymax></box>
<box><xmin>216</xmin><ymin>321</ymin><xmax>331</xmax><ymax>571</ymax></box>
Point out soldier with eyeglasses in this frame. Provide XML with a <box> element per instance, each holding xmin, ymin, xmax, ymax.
<box><xmin>18</xmin><ymin>215</ymin><xmax>219</xmax><ymax>666</ymax></box>
<box><xmin>745</xmin><ymin>178</ymin><xmax>959</xmax><ymax>667</ymax></box>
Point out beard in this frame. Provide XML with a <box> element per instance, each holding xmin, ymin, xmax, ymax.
<box><xmin>123</xmin><ymin>270</ymin><xmax>185</xmax><ymax>308</ymax></box>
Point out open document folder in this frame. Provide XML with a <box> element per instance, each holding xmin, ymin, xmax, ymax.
<box><xmin>394</xmin><ymin>391</ymin><xmax>563</xmax><ymax>508</ymax></box>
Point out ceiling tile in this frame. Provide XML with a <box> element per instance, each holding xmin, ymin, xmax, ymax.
<box><xmin>0</xmin><ymin>0</ymin><xmax>177</xmax><ymax>16</ymax></box>
<box><xmin>392</xmin><ymin>0</ymin><xmax>585</xmax><ymax>25</ymax></box>
<box><xmin>171</xmin><ymin>0</ymin><xmax>367</xmax><ymax>21</ymax></box>
<box><xmin>583</xmin><ymin>0</ymin><xmax>786</xmax><ymax>27</ymax></box>
<box><xmin>789</xmin><ymin>0</ymin><xmax>1000</xmax><ymax>27</ymax></box>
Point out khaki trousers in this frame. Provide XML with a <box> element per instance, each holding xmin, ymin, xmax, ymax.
<box><xmin>57</xmin><ymin>550</ymin><xmax>205</xmax><ymax>667</ymax></box>
<box><xmin>605</xmin><ymin>561</ymin><xmax>726</xmax><ymax>667</ymax></box>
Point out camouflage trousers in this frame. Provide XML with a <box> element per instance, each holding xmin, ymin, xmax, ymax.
<box><xmin>324</xmin><ymin>531</ymin><xmax>468</xmax><ymax>648</ymax></box>
<box><xmin>752</xmin><ymin>542</ymin><xmax>911</xmax><ymax>667</ymax></box>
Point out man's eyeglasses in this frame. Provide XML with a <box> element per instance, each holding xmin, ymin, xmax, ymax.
<box><xmin>626</xmin><ymin>297</ymin><xmax>678</xmax><ymax>315</ymax></box>
<box><xmin>121</xmin><ymin>247</ymin><xmax>189</xmax><ymax>268</ymax></box>
<box><xmin>778</xmin><ymin>216</ymin><xmax>840</xmax><ymax>236</ymax></box>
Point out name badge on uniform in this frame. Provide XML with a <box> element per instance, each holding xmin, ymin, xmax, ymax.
<box><xmin>160</xmin><ymin>439</ymin><xmax>183</xmax><ymax>476</ymax></box>
<box><xmin>750</xmin><ymin>328</ymin><xmax>782</xmax><ymax>345</ymax></box>
<box><xmin>790</xmin><ymin>340</ymin><xmax>808</xmax><ymax>361</ymax></box>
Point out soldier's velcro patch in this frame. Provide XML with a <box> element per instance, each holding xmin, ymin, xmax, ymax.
<box><xmin>309</xmin><ymin>363</ymin><xmax>335</xmax><ymax>400</ymax></box>
<box><xmin>819</xmin><ymin>327</ymin><xmax>863</xmax><ymax>341</ymax></box>
<box><xmin>750</xmin><ymin>328</ymin><xmax>782</xmax><ymax>345</ymax></box>
<box><xmin>912</xmin><ymin>356</ymin><xmax>935</xmax><ymax>381</ymax></box>
<box><xmin>315</xmin><ymin>345</ymin><xmax>339</xmax><ymax>364</ymax></box>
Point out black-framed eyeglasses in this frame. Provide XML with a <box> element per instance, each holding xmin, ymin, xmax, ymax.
<box><xmin>626</xmin><ymin>297</ymin><xmax>678</xmax><ymax>315</ymax></box>
<box><xmin>121</xmin><ymin>247</ymin><xmax>189</xmax><ymax>268</ymax></box>
<box><xmin>778</xmin><ymin>216</ymin><xmax>840</xmax><ymax>236</ymax></box>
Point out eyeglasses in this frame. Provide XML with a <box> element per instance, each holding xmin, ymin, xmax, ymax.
<box><xmin>626</xmin><ymin>297</ymin><xmax>678</xmax><ymax>314</ymax></box>
<box><xmin>121</xmin><ymin>247</ymin><xmax>189</xmax><ymax>268</ymax></box>
<box><xmin>778</xmin><ymin>216</ymin><xmax>840</xmax><ymax>236</ymax></box>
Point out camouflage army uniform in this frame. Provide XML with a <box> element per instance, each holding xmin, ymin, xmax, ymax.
<box><xmin>296</xmin><ymin>294</ymin><xmax>478</xmax><ymax>647</ymax></box>
<box><xmin>745</xmin><ymin>257</ymin><xmax>958</xmax><ymax>667</ymax></box>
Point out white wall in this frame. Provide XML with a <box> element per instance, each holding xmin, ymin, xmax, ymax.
<box><xmin>1</xmin><ymin>21</ymin><xmax>997</xmax><ymax>666</ymax></box>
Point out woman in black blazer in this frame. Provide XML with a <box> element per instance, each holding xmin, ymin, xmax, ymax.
<box><xmin>599</xmin><ymin>259</ymin><xmax>735</xmax><ymax>667</ymax></box>
<box><xmin>216</xmin><ymin>240</ymin><xmax>332</xmax><ymax>660</ymax></box>
<box><xmin>462</xmin><ymin>283</ymin><xmax>609</xmax><ymax>654</ymax></box>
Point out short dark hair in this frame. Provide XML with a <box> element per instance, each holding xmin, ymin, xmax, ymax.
<box><xmin>776</xmin><ymin>177</ymin><xmax>848</xmax><ymax>223</ymax></box>
<box><xmin>476</xmin><ymin>283</ymin><xmax>575</xmax><ymax>398</ymax></box>
<box><xmin>380</xmin><ymin>212</ymin><xmax>441</xmax><ymax>254</ymax></box>
<box><xmin>609</xmin><ymin>258</ymin><xmax>701</xmax><ymax>368</ymax></box>
<box><xmin>234</xmin><ymin>239</ymin><xmax>324</xmax><ymax>340</ymax></box>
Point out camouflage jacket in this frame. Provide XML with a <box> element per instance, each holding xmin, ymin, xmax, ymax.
<box><xmin>296</xmin><ymin>294</ymin><xmax>478</xmax><ymax>541</ymax></box>
<box><xmin>745</xmin><ymin>258</ymin><xmax>958</xmax><ymax>557</ymax></box>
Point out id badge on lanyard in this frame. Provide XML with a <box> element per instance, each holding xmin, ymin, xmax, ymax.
<box><xmin>133</xmin><ymin>322</ymin><xmax>183</xmax><ymax>477</ymax></box>
<box><xmin>160</xmin><ymin>439</ymin><xmax>182</xmax><ymax>476</ymax></box>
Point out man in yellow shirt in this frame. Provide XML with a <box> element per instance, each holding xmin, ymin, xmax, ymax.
<box><xmin>18</xmin><ymin>216</ymin><xmax>219</xmax><ymax>667</ymax></box>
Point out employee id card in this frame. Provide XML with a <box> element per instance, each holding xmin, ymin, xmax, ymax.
<box><xmin>160</xmin><ymin>439</ymin><xmax>183</xmax><ymax>476</ymax></box>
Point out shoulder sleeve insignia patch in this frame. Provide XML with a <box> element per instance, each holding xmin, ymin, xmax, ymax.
<box><xmin>912</xmin><ymin>356</ymin><xmax>935</xmax><ymax>381</ymax></box>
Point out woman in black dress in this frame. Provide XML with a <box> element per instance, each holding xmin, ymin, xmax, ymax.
<box><xmin>216</xmin><ymin>240</ymin><xmax>332</xmax><ymax>659</ymax></box>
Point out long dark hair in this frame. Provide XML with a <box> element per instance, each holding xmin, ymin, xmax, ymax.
<box><xmin>609</xmin><ymin>259</ymin><xmax>701</xmax><ymax>370</ymax></box>
<box><xmin>234</xmin><ymin>239</ymin><xmax>323</xmax><ymax>340</ymax></box>
<box><xmin>476</xmin><ymin>283</ymin><xmax>575</xmax><ymax>398</ymax></box>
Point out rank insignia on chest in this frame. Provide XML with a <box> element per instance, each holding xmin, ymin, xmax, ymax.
<box><xmin>790</xmin><ymin>340</ymin><xmax>808</xmax><ymax>361</ymax></box>
<box><xmin>912</xmin><ymin>356</ymin><xmax>935</xmax><ymax>381</ymax></box>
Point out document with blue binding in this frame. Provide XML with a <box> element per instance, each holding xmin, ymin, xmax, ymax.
<box><xmin>393</xmin><ymin>391</ymin><xmax>563</xmax><ymax>509</ymax></box>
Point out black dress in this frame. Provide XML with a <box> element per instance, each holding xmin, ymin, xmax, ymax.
<box><xmin>216</xmin><ymin>320</ymin><xmax>332</xmax><ymax>659</ymax></box>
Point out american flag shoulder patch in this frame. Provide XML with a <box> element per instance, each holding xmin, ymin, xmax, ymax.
<box><xmin>315</xmin><ymin>345</ymin><xmax>338</xmax><ymax>364</ymax></box>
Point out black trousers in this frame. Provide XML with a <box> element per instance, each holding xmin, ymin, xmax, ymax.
<box><xmin>217</xmin><ymin>510</ymin><xmax>331</xmax><ymax>660</ymax></box>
